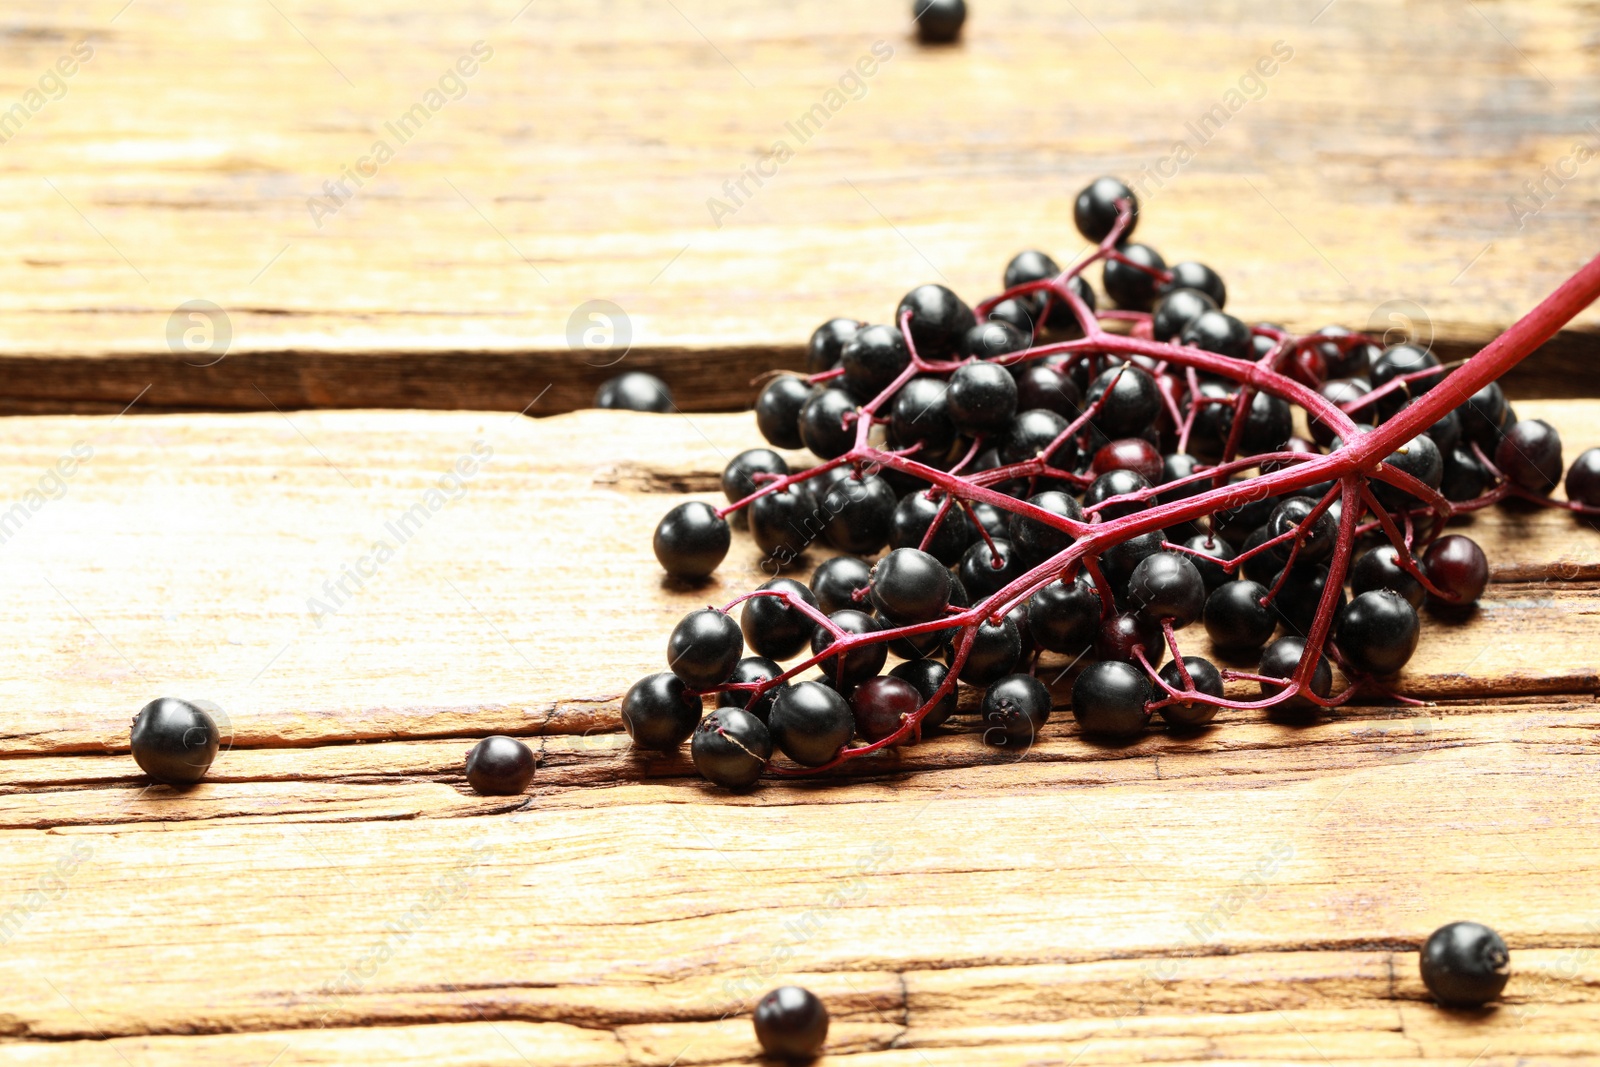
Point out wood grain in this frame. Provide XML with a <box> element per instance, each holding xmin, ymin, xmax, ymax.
<box><xmin>2</xmin><ymin>1</ymin><xmax>1599</xmax><ymax>414</ymax></box>
<box><xmin>0</xmin><ymin>403</ymin><xmax>1598</xmax><ymax>1062</ymax></box>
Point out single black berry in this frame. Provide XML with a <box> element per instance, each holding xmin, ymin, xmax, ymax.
<box><xmin>1103</xmin><ymin>243</ymin><xmax>1166</xmax><ymax>311</ymax></box>
<box><xmin>954</xmin><ymin>615</ymin><xmax>1022</xmax><ymax>685</ymax></box>
<box><xmin>653</xmin><ymin>501</ymin><xmax>731</xmax><ymax>581</ymax></box>
<box><xmin>768</xmin><ymin>681</ymin><xmax>854</xmax><ymax>766</ymax></box>
<box><xmin>980</xmin><ymin>673</ymin><xmax>1052</xmax><ymax>746</ymax></box>
<box><xmin>1180</xmin><ymin>309</ymin><xmax>1252</xmax><ymax>359</ymax></box>
<box><xmin>1075</xmin><ymin>176</ymin><xmax>1139</xmax><ymax>243</ymax></box>
<box><xmin>1099</xmin><ymin>528</ymin><xmax>1167</xmax><ymax>596</ymax></box>
<box><xmin>1027</xmin><ymin>575</ymin><xmax>1101</xmax><ymax>653</ymax></box>
<box><xmin>1072</xmin><ymin>660</ymin><xmax>1152</xmax><ymax>740</ymax></box>
<box><xmin>1156</xmin><ymin>657</ymin><xmax>1224</xmax><ymax>728</ymax></box>
<box><xmin>749</xmin><ymin>484</ymin><xmax>818</xmax><ymax>564</ymax></box>
<box><xmin>1336</xmin><ymin>589</ymin><xmax>1421</xmax><ymax>676</ymax></box>
<box><xmin>1160</xmin><ymin>261</ymin><xmax>1226</xmax><ymax>307</ymax></box>
<box><xmin>1151</xmin><ymin>287</ymin><xmax>1217</xmax><ymax>342</ymax></box>
<box><xmin>1086</xmin><ymin>364</ymin><xmax>1161</xmax><ymax>439</ymax></box>
<box><xmin>947</xmin><ymin>361</ymin><xmax>1018</xmax><ymax>435</ymax></box>
<box><xmin>465</xmin><ymin>735</ymin><xmax>535</xmax><ymax>795</ymax></box>
<box><xmin>959</xmin><ymin>316</ymin><xmax>1027</xmax><ymax>362</ymax></box>
<box><xmin>819</xmin><ymin>473</ymin><xmax>897</xmax><ymax>554</ymax></box>
<box><xmin>130</xmin><ymin>698</ymin><xmax>220</xmax><ymax>786</ymax></box>
<box><xmin>692</xmin><ymin>708</ymin><xmax>773</xmax><ymax>789</ymax></box>
<box><xmin>809</xmin><ymin>555</ymin><xmax>873</xmax><ymax>616</ymax></box>
<box><xmin>1268</xmin><ymin>564</ymin><xmax>1346</xmax><ymax>636</ymax></box>
<box><xmin>890</xmin><ymin>376</ymin><xmax>957</xmax><ymax>452</ymax></box>
<box><xmin>869</xmin><ymin>547</ymin><xmax>952</xmax><ymax>623</ymax></box>
<box><xmin>1567</xmin><ymin>446</ymin><xmax>1600</xmax><ymax>506</ymax></box>
<box><xmin>621</xmin><ymin>673</ymin><xmax>701</xmax><ymax>750</ymax></box>
<box><xmin>811</xmin><ymin>609</ymin><xmax>887</xmax><ymax>687</ymax></box>
<box><xmin>1349</xmin><ymin>544</ymin><xmax>1424</xmax><ymax>609</ymax></box>
<box><xmin>958</xmin><ymin>537</ymin><xmax>1028</xmax><ymax>598</ymax></box>
<box><xmin>722</xmin><ymin>448</ymin><xmax>788</xmax><ymax>505</ymax></box>
<box><xmin>807</xmin><ymin>317</ymin><xmax>862</xmax><ymax>374</ymax></box>
<box><xmin>1495</xmin><ymin>418</ymin><xmax>1563</xmax><ymax>493</ymax></box>
<box><xmin>1420</xmin><ymin>921</ymin><xmax>1510</xmax><ymax>1008</ymax></box>
<box><xmin>798</xmin><ymin>388</ymin><xmax>860</xmax><ymax>459</ymax></box>
<box><xmin>1127</xmin><ymin>551</ymin><xmax>1206</xmax><ymax>628</ymax></box>
<box><xmin>1014</xmin><ymin>363</ymin><xmax>1083</xmax><ymax>419</ymax></box>
<box><xmin>1373</xmin><ymin>433</ymin><xmax>1444</xmax><ymax>510</ymax></box>
<box><xmin>754</xmin><ymin>984</ymin><xmax>829</xmax><ymax>1059</ymax></box>
<box><xmin>1180</xmin><ymin>533</ymin><xmax>1237</xmax><ymax>593</ymax></box>
<box><xmin>891</xmin><ymin>489</ymin><xmax>972</xmax><ymax>565</ymax></box>
<box><xmin>840</xmin><ymin>323</ymin><xmax>911</xmax><ymax>401</ymax></box>
<box><xmin>595</xmin><ymin>371</ymin><xmax>671</xmax><ymax>413</ymax></box>
<box><xmin>741</xmin><ymin>578</ymin><xmax>820</xmax><ymax>660</ymax></box>
<box><xmin>1257</xmin><ymin>637</ymin><xmax>1333</xmax><ymax>714</ymax></box>
<box><xmin>1007</xmin><ymin>490</ymin><xmax>1082</xmax><ymax>566</ymax></box>
<box><xmin>1094</xmin><ymin>610</ymin><xmax>1163</xmax><ymax>667</ymax></box>
<box><xmin>889</xmin><ymin>658</ymin><xmax>958</xmax><ymax>729</ymax></box>
<box><xmin>1084</xmin><ymin>468</ymin><xmax>1151</xmax><ymax>521</ymax></box>
<box><xmin>668</xmin><ymin>609</ymin><xmax>744</xmax><ymax>689</ymax></box>
<box><xmin>1204</xmin><ymin>580</ymin><xmax>1277</xmax><ymax>653</ymax></box>
<box><xmin>756</xmin><ymin>375</ymin><xmax>812</xmax><ymax>450</ymax></box>
<box><xmin>718</xmin><ymin>656</ymin><xmax>783</xmax><ymax>721</ymax></box>
<box><xmin>1266</xmin><ymin>496</ymin><xmax>1337</xmax><ymax>565</ymax></box>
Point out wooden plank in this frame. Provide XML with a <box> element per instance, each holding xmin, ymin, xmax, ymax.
<box><xmin>2</xmin><ymin>404</ymin><xmax>1599</xmax><ymax>1061</ymax></box>
<box><xmin>2</xmin><ymin>1</ymin><xmax>1599</xmax><ymax>413</ymax></box>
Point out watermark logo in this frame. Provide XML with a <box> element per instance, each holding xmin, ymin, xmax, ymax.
<box><xmin>1365</xmin><ymin>299</ymin><xmax>1433</xmax><ymax>352</ymax></box>
<box><xmin>566</xmin><ymin>300</ymin><xmax>633</xmax><ymax>367</ymax></box>
<box><xmin>167</xmin><ymin>300</ymin><xmax>233</xmax><ymax>367</ymax></box>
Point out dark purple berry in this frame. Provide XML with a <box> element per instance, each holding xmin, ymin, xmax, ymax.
<box><xmin>810</xmin><ymin>610</ymin><xmax>887</xmax><ymax>687</ymax></box>
<box><xmin>754</xmin><ymin>985</ymin><xmax>829</xmax><ymax>1059</ymax></box>
<box><xmin>621</xmin><ymin>673</ymin><xmax>701</xmax><ymax>750</ymax></box>
<box><xmin>1075</xmin><ymin>176</ymin><xmax>1139</xmax><ymax>243</ymax></box>
<box><xmin>1071</xmin><ymin>660</ymin><xmax>1152</xmax><ymax>740</ymax></box>
<box><xmin>1204</xmin><ymin>580</ymin><xmax>1276</xmax><ymax>653</ymax></box>
<box><xmin>742</xmin><ymin>578</ymin><xmax>819</xmax><ymax>660</ymax></box>
<box><xmin>654</xmin><ymin>501</ymin><xmax>730</xmax><ymax>581</ymax></box>
<box><xmin>1336</xmin><ymin>589</ymin><xmax>1421</xmax><ymax>676</ymax></box>
<box><xmin>692</xmin><ymin>708</ymin><xmax>773</xmax><ymax>789</ymax></box>
<box><xmin>465</xmin><ymin>735</ymin><xmax>535</xmax><ymax>796</ymax></box>
<box><xmin>1495</xmin><ymin>418</ymin><xmax>1563</xmax><ymax>493</ymax></box>
<box><xmin>1420</xmin><ymin>922</ymin><xmax>1510</xmax><ymax>1008</ymax></box>
<box><xmin>1155</xmin><ymin>657</ymin><xmax>1223</xmax><ymax>727</ymax></box>
<box><xmin>979</xmin><ymin>673</ymin><xmax>1052</xmax><ymax>746</ymax></box>
<box><xmin>668</xmin><ymin>609</ymin><xmax>744</xmax><ymax>689</ymax></box>
<box><xmin>718</xmin><ymin>656</ymin><xmax>783</xmax><ymax>721</ymax></box>
<box><xmin>768</xmin><ymin>682</ymin><xmax>853</xmax><ymax>767</ymax></box>
<box><xmin>595</xmin><ymin>371</ymin><xmax>671</xmax><ymax>413</ymax></box>
<box><xmin>1422</xmin><ymin>535</ymin><xmax>1489</xmax><ymax>609</ymax></box>
<box><xmin>130</xmin><ymin>698</ymin><xmax>220</xmax><ymax>786</ymax></box>
<box><xmin>850</xmin><ymin>675</ymin><xmax>921</xmax><ymax>742</ymax></box>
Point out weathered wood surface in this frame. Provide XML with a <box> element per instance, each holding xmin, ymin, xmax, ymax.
<box><xmin>0</xmin><ymin>404</ymin><xmax>1598</xmax><ymax>1063</ymax></box>
<box><xmin>2</xmin><ymin>0</ymin><xmax>1599</xmax><ymax>415</ymax></box>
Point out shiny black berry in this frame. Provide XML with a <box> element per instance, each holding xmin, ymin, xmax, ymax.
<box><xmin>754</xmin><ymin>984</ymin><xmax>829</xmax><ymax>1059</ymax></box>
<box><xmin>1151</xmin><ymin>287</ymin><xmax>1217</xmax><ymax>342</ymax></box>
<box><xmin>1257</xmin><ymin>637</ymin><xmax>1333</xmax><ymax>714</ymax></box>
<box><xmin>1084</xmin><ymin>468</ymin><xmax>1150</xmax><ymax>521</ymax></box>
<box><xmin>1567</xmin><ymin>447</ymin><xmax>1600</xmax><ymax>507</ymax></box>
<box><xmin>653</xmin><ymin>501</ymin><xmax>731</xmax><ymax>581</ymax></box>
<box><xmin>130</xmin><ymin>698</ymin><xmax>220</xmax><ymax>786</ymax></box>
<box><xmin>621</xmin><ymin>673</ymin><xmax>701</xmax><ymax>750</ymax></box>
<box><xmin>1008</xmin><ymin>490</ymin><xmax>1082</xmax><ymax>566</ymax></box>
<box><xmin>1072</xmin><ymin>660</ymin><xmax>1152</xmax><ymax>740</ymax></box>
<box><xmin>1127</xmin><ymin>551</ymin><xmax>1205</xmax><ymax>628</ymax></box>
<box><xmin>1160</xmin><ymin>261</ymin><xmax>1226</xmax><ymax>307</ymax></box>
<box><xmin>1422</xmin><ymin>534</ymin><xmax>1489</xmax><ymax>609</ymax></box>
<box><xmin>958</xmin><ymin>537</ymin><xmax>1027</xmax><ymax>598</ymax></box>
<box><xmin>947</xmin><ymin>361</ymin><xmax>1018</xmax><ymax>435</ymax></box>
<box><xmin>1266</xmin><ymin>496</ymin><xmax>1336</xmax><ymax>565</ymax></box>
<box><xmin>1075</xmin><ymin>177</ymin><xmax>1139</xmax><ymax>242</ymax></box>
<box><xmin>1181</xmin><ymin>533</ymin><xmax>1237</xmax><ymax>593</ymax></box>
<box><xmin>595</xmin><ymin>371</ymin><xmax>671</xmax><ymax>412</ymax></box>
<box><xmin>768</xmin><ymin>682</ymin><xmax>854</xmax><ymax>767</ymax></box>
<box><xmin>955</xmin><ymin>615</ymin><xmax>1022</xmax><ymax>685</ymax></box>
<box><xmin>869</xmin><ymin>547</ymin><xmax>952</xmax><ymax>623</ymax></box>
<box><xmin>756</xmin><ymin>375</ymin><xmax>812</xmax><ymax>450</ymax></box>
<box><xmin>1156</xmin><ymin>657</ymin><xmax>1223</xmax><ymax>727</ymax></box>
<box><xmin>1086</xmin><ymin>364</ymin><xmax>1161</xmax><ymax>439</ymax></box>
<box><xmin>1495</xmin><ymin>418</ymin><xmax>1563</xmax><ymax>493</ymax></box>
<box><xmin>465</xmin><ymin>735</ymin><xmax>535</xmax><ymax>795</ymax></box>
<box><xmin>1027</xmin><ymin>575</ymin><xmax>1101</xmax><ymax>653</ymax></box>
<box><xmin>819</xmin><ymin>473</ymin><xmax>897</xmax><ymax>554</ymax></box>
<box><xmin>891</xmin><ymin>376</ymin><xmax>958</xmax><ymax>452</ymax></box>
<box><xmin>1000</xmin><ymin>409</ymin><xmax>1076</xmax><ymax>469</ymax></box>
<box><xmin>722</xmin><ymin>448</ymin><xmax>788</xmax><ymax>505</ymax></box>
<box><xmin>850</xmin><ymin>675</ymin><xmax>921</xmax><ymax>742</ymax></box>
<box><xmin>811</xmin><ymin>610</ymin><xmax>887</xmax><ymax>687</ymax></box>
<box><xmin>808</xmin><ymin>317</ymin><xmax>862</xmax><ymax>373</ymax></box>
<box><xmin>889</xmin><ymin>658</ymin><xmax>958</xmax><ymax>729</ymax></box>
<box><xmin>1103</xmin><ymin>243</ymin><xmax>1166</xmax><ymax>311</ymax></box>
<box><xmin>1372</xmin><ymin>433</ymin><xmax>1443</xmax><ymax>510</ymax></box>
<box><xmin>742</xmin><ymin>578</ymin><xmax>820</xmax><ymax>660</ymax></box>
<box><xmin>840</xmin><ymin>323</ymin><xmax>910</xmax><ymax>401</ymax></box>
<box><xmin>1350</xmin><ymin>544</ymin><xmax>1424</xmax><ymax>609</ymax></box>
<box><xmin>692</xmin><ymin>708</ymin><xmax>773</xmax><ymax>789</ymax></box>
<box><xmin>1015</xmin><ymin>363</ymin><xmax>1084</xmax><ymax>419</ymax></box>
<box><xmin>1180</xmin><ymin>310</ymin><xmax>1251</xmax><ymax>359</ymax></box>
<box><xmin>1420</xmin><ymin>922</ymin><xmax>1510</xmax><ymax>1008</ymax></box>
<box><xmin>1094</xmin><ymin>610</ymin><xmax>1163</xmax><ymax>667</ymax></box>
<box><xmin>1204</xmin><ymin>580</ymin><xmax>1277</xmax><ymax>653</ymax></box>
<box><xmin>750</xmin><ymin>483</ymin><xmax>818</xmax><ymax>563</ymax></box>
<box><xmin>1336</xmin><ymin>589</ymin><xmax>1421</xmax><ymax>676</ymax></box>
<box><xmin>668</xmin><ymin>609</ymin><xmax>744</xmax><ymax>689</ymax></box>
<box><xmin>809</xmin><ymin>554</ymin><xmax>873</xmax><ymax>615</ymax></box>
<box><xmin>718</xmin><ymin>656</ymin><xmax>783</xmax><ymax>721</ymax></box>
<box><xmin>891</xmin><ymin>489</ymin><xmax>972</xmax><ymax>565</ymax></box>
<box><xmin>980</xmin><ymin>673</ymin><xmax>1052</xmax><ymax>746</ymax></box>
<box><xmin>798</xmin><ymin>388</ymin><xmax>860</xmax><ymax>459</ymax></box>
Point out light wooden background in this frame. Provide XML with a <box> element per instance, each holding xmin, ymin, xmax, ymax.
<box><xmin>1</xmin><ymin>2</ymin><xmax>1599</xmax><ymax>1064</ymax></box>
<box><xmin>0</xmin><ymin>0</ymin><xmax>1598</xmax><ymax>412</ymax></box>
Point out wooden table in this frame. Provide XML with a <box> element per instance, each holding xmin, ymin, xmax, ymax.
<box><xmin>2</xmin><ymin>2</ymin><xmax>1599</xmax><ymax>1064</ymax></box>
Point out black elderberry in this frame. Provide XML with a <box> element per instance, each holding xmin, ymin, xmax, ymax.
<box><xmin>1441</xmin><ymin>446</ymin><xmax>1491</xmax><ymax>502</ymax></box>
<box><xmin>1336</xmin><ymin>589</ymin><xmax>1421</xmax><ymax>676</ymax></box>
<box><xmin>1567</xmin><ymin>447</ymin><xmax>1600</xmax><ymax>507</ymax></box>
<box><xmin>1026</xmin><ymin>575</ymin><xmax>1101</xmax><ymax>653</ymax></box>
<box><xmin>741</xmin><ymin>578</ymin><xmax>820</xmax><ymax>660</ymax></box>
<box><xmin>1371</xmin><ymin>343</ymin><xmax>1443</xmax><ymax>398</ymax></box>
<box><xmin>807</xmin><ymin>317</ymin><xmax>863</xmax><ymax>374</ymax></box>
<box><xmin>692</xmin><ymin>708</ymin><xmax>773</xmax><ymax>789</ymax></box>
<box><xmin>954</xmin><ymin>615</ymin><xmax>1022</xmax><ymax>685</ymax></box>
<box><xmin>1075</xmin><ymin>176</ymin><xmax>1139</xmax><ymax>243</ymax></box>
<box><xmin>768</xmin><ymin>682</ymin><xmax>854</xmax><ymax>767</ymax></box>
<box><xmin>1071</xmin><ymin>660</ymin><xmax>1152</xmax><ymax>740</ymax></box>
<box><xmin>850</xmin><ymin>675</ymin><xmax>921</xmax><ymax>742</ymax></box>
<box><xmin>947</xmin><ymin>361</ymin><xmax>1019</xmax><ymax>435</ymax></box>
<box><xmin>1309</xmin><ymin>378</ymin><xmax>1371</xmax><ymax>448</ymax></box>
<box><xmin>1127</xmin><ymin>551</ymin><xmax>1206</xmax><ymax>628</ymax></box>
<box><xmin>961</xmin><ymin>319</ymin><xmax>1031</xmax><ymax>360</ymax></box>
<box><xmin>1151</xmin><ymin>287</ymin><xmax>1217</xmax><ymax>342</ymax></box>
<box><xmin>913</xmin><ymin>0</ymin><xmax>966</xmax><ymax>43</ymax></box>
<box><xmin>1155</xmin><ymin>656</ymin><xmax>1224</xmax><ymax>728</ymax></box>
<box><xmin>1092</xmin><ymin>438</ymin><xmax>1163</xmax><ymax>483</ymax></box>
<box><xmin>1084</xmin><ymin>469</ymin><xmax>1150</xmax><ymax>521</ymax></box>
<box><xmin>1495</xmin><ymin>418</ymin><xmax>1563</xmax><ymax>493</ymax></box>
<box><xmin>1420</xmin><ymin>922</ymin><xmax>1510</xmax><ymax>1008</ymax></box>
<box><xmin>621</xmin><ymin>673</ymin><xmax>701</xmax><ymax>750</ymax></box>
<box><xmin>1266</xmin><ymin>496</ymin><xmax>1336</xmax><ymax>565</ymax></box>
<box><xmin>718</xmin><ymin>656</ymin><xmax>784</xmax><ymax>721</ymax></box>
<box><xmin>1239</xmin><ymin>391</ymin><xmax>1293</xmax><ymax>455</ymax></box>
<box><xmin>756</xmin><ymin>375</ymin><xmax>812</xmax><ymax>450</ymax></box>
<box><xmin>1014</xmin><ymin>363</ymin><xmax>1083</xmax><ymax>419</ymax></box>
<box><xmin>1268</xmin><ymin>564</ymin><xmax>1346</xmax><ymax>636</ymax></box>
<box><xmin>594</xmin><ymin>371</ymin><xmax>671</xmax><ymax>413</ymax></box>
<box><xmin>811</xmin><ymin>609</ymin><xmax>887</xmax><ymax>687</ymax></box>
<box><xmin>1103</xmin><ymin>243</ymin><xmax>1167</xmax><ymax>311</ymax></box>
<box><xmin>653</xmin><ymin>501</ymin><xmax>731</xmax><ymax>581</ymax></box>
<box><xmin>890</xmin><ymin>489</ymin><xmax>972</xmax><ymax>565</ymax></box>
<box><xmin>1310</xmin><ymin>326</ymin><xmax>1376</xmax><ymax>379</ymax></box>
<box><xmin>754</xmin><ymin>984</ymin><xmax>830</xmax><ymax>1059</ymax></box>
<box><xmin>968</xmin><ymin>502</ymin><xmax>1010</xmax><ymax>543</ymax></box>
<box><xmin>465</xmin><ymin>735</ymin><xmax>536</xmax><ymax>796</ymax></box>
<box><xmin>1099</xmin><ymin>528</ymin><xmax>1167</xmax><ymax>596</ymax></box>
<box><xmin>749</xmin><ymin>483</ymin><xmax>819</xmax><ymax>564</ymax></box>
<box><xmin>1086</xmin><ymin>363</ymin><xmax>1161</xmax><ymax>439</ymax></box>
<box><xmin>1203</xmin><ymin>580</ymin><xmax>1277</xmax><ymax>653</ymax></box>
<box><xmin>1458</xmin><ymin>381</ymin><xmax>1510</xmax><ymax>449</ymax></box>
<box><xmin>1181</xmin><ymin>533</ymin><xmax>1237</xmax><ymax>593</ymax></box>
<box><xmin>808</xmin><ymin>557</ymin><xmax>870</xmax><ymax>618</ymax></box>
<box><xmin>1422</xmin><ymin>534</ymin><xmax>1489</xmax><ymax>608</ymax></box>
<box><xmin>1349</xmin><ymin>544</ymin><xmax>1424</xmax><ymax>609</ymax></box>
<box><xmin>1159</xmin><ymin>261</ymin><xmax>1226</xmax><ymax>307</ymax></box>
<box><xmin>820</xmin><ymin>472</ymin><xmax>897</xmax><ymax>555</ymax></box>
<box><xmin>890</xmin><ymin>376</ymin><xmax>958</xmax><ymax>453</ymax></box>
<box><xmin>897</xmin><ymin>283</ymin><xmax>975</xmax><ymax>361</ymax></box>
<box><xmin>668</xmin><ymin>609</ymin><xmax>744</xmax><ymax>689</ymax></box>
<box><xmin>1180</xmin><ymin>309</ymin><xmax>1252</xmax><ymax>359</ymax></box>
<box><xmin>1000</xmin><ymin>409</ymin><xmax>1076</xmax><ymax>469</ymax></box>
<box><xmin>722</xmin><ymin>448</ymin><xmax>788</xmax><ymax>505</ymax></box>
<box><xmin>1094</xmin><ymin>610</ymin><xmax>1163</xmax><ymax>667</ymax></box>
<box><xmin>987</xmin><ymin>297</ymin><xmax>1036</xmax><ymax>337</ymax></box>
<box><xmin>980</xmin><ymin>673</ymin><xmax>1052</xmax><ymax>746</ymax></box>
<box><xmin>1008</xmin><ymin>490</ymin><xmax>1082</xmax><ymax>566</ymax></box>
<box><xmin>1372</xmin><ymin>433</ymin><xmax>1444</xmax><ymax>510</ymax></box>
<box><xmin>798</xmin><ymin>388</ymin><xmax>860</xmax><ymax>459</ymax></box>
<box><xmin>869</xmin><ymin>547</ymin><xmax>952</xmax><ymax>623</ymax></box>
<box><xmin>839</xmin><ymin>323</ymin><xmax>910</xmax><ymax>401</ymax></box>
<box><xmin>889</xmin><ymin>658</ymin><xmax>958</xmax><ymax>729</ymax></box>
<box><xmin>129</xmin><ymin>698</ymin><xmax>220</xmax><ymax>786</ymax></box>
<box><xmin>1257</xmin><ymin>637</ymin><xmax>1333</xmax><ymax>714</ymax></box>
<box><xmin>958</xmin><ymin>537</ymin><xmax>1028</xmax><ymax>598</ymax></box>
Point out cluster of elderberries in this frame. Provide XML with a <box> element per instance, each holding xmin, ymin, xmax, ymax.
<box><xmin>629</xmin><ymin>176</ymin><xmax>1600</xmax><ymax>790</ymax></box>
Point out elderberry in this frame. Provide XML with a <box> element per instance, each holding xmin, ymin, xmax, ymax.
<box><xmin>980</xmin><ymin>673</ymin><xmax>1052</xmax><ymax>746</ymax></box>
<box><xmin>1103</xmin><ymin>243</ymin><xmax>1166</xmax><ymax>311</ymax></box>
<box><xmin>1072</xmin><ymin>660</ymin><xmax>1153</xmax><ymax>740</ymax></box>
<box><xmin>807</xmin><ymin>317</ymin><xmax>862</xmax><ymax>373</ymax></box>
<box><xmin>692</xmin><ymin>708</ymin><xmax>772</xmax><ymax>789</ymax></box>
<box><xmin>1257</xmin><ymin>637</ymin><xmax>1333</xmax><ymax>714</ymax></box>
<box><xmin>668</xmin><ymin>609</ymin><xmax>744</xmax><ymax>689</ymax></box>
<box><xmin>947</xmin><ymin>361</ymin><xmax>1018</xmax><ymax>435</ymax></box>
<box><xmin>955</xmin><ymin>615</ymin><xmax>1022</xmax><ymax>685</ymax></box>
<box><xmin>594</xmin><ymin>371</ymin><xmax>671</xmax><ymax>413</ymax></box>
<box><xmin>1204</xmin><ymin>580</ymin><xmax>1277</xmax><ymax>653</ymax></box>
<box><xmin>1495</xmin><ymin>418</ymin><xmax>1563</xmax><ymax>493</ymax></box>
<box><xmin>754</xmin><ymin>985</ymin><xmax>829</xmax><ymax>1060</ymax></box>
<box><xmin>768</xmin><ymin>681</ymin><xmax>853</xmax><ymax>766</ymax></box>
<box><xmin>1349</xmin><ymin>544</ymin><xmax>1424</xmax><ymax>609</ymax></box>
<box><xmin>869</xmin><ymin>547</ymin><xmax>952</xmax><ymax>623</ymax></box>
<box><xmin>741</xmin><ymin>578</ymin><xmax>819</xmax><ymax>660</ymax></box>
<box><xmin>129</xmin><ymin>698</ymin><xmax>220</xmax><ymax>786</ymax></box>
<box><xmin>890</xmin><ymin>658</ymin><xmax>957</xmax><ymax>729</ymax></box>
<box><xmin>1086</xmin><ymin>364</ymin><xmax>1161</xmax><ymax>439</ymax></box>
<box><xmin>811</xmin><ymin>610</ymin><xmax>887</xmax><ymax>686</ymax></box>
<box><xmin>1420</xmin><ymin>922</ymin><xmax>1510</xmax><ymax>1008</ymax></box>
<box><xmin>1336</xmin><ymin>589</ymin><xmax>1421</xmax><ymax>676</ymax></box>
<box><xmin>756</xmin><ymin>375</ymin><xmax>812</xmax><ymax>450</ymax></box>
<box><xmin>1026</xmin><ymin>575</ymin><xmax>1101</xmax><ymax>653</ymax></box>
<box><xmin>840</xmin><ymin>324</ymin><xmax>910</xmax><ymax>401</ymax></box>
<box><xmin>850</xmin><ymin>675</ymin><xmax>921</xmax><ymax>742</ymax></box>
<box><xmin>798</xmin><ymin>388</ymin><xmax>860</xmax><ymax>459</ymax></box>
<box><xmin>621</xmin><ymin>673</ymin><xmax>700</xmax><ymax>750</ymax></box>
<box><xmin>1568</xmin><ymin>447</ymin><xmax>1600</xmax><ymax>506</ymax></box>
<box><xmin>718</xmin><ymin>656</ymin><xmax>783</xmax><ymax>721</ymax></box>
<box><xmin>1127</xmin><ymin>551</ymin><xmax>1205</xmax><ymax>628</ymax></box>
<box><xmin>654</xmin><ymin>502</ymin><xmax>730</xmax><ymax>581</ymax></box>
<box><xmin>1074</xmin><ymin>176</ymin><xmax>1139</xmax><ymax>242</ymax></box>
<box><xmin>1160</xmin><ymin>261</ymin><xmax>1227</xmax><ymax>307</ymax></box>
<box><xmin>723</xmin><ymin>448</ymin><xmax>788</xmax><ymax>505</ymax></box>
<box><xmin>464</xmin><ymin>735</ymin><xmax>535</xmax><ymax>796</ymax></box>
<box><xmin>1422</xmin><ymin>534</ymin><xmax>1489</xmax><ymax>608</ymax></box>
<box><xmin>1156</xmin><ymin>656</ymin><xmax>1224</xmax><ymax>727</ymax></box>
